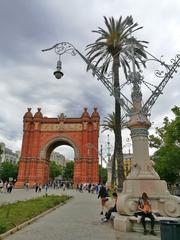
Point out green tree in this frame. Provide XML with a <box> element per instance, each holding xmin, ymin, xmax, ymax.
<box><xmin>101</xmin><ymin>112</ymin><xmax>126</xmax><ymax>186</ymax></box>
<box><xmin>0</xmin><ymin>145</ymin><xmax>3</xmax><ymax>165</ymax></box>
<box><xmin>86</xmin><ymin>16</ymin><xmax>147</xmax><ymax>190</ymax></box>
<box><xmin>63</xmin><ymin>161</ymin><xmax>74</xmax><ymax>181</ymax></box>
<box><xmin>149</xmin><ymin>106</ymin><xmax>180</xmax><ymax>184</ymax></box>
<box><xmin>0</xmin><ymin>162</ymin><xmax>18</xmax><ymax>182</ymax></box>
<box><xmin>49</xmin><ymin>161</ymin><xmax>62</xmax><ymax>181</ymax></box>
<box><xmin>99</xmin><ymin>164</ymin><xmax>108</xmax><ymax>184</ymax></box>
<box><xmin>0</xmin><ymin>145</ymin><xmax>3</xmax><ymax>156</ymax></box>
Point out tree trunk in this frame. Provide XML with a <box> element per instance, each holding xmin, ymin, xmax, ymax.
<box><xmin>111</xmin><ymin>146</ymin><xmax>116</xmax><ymax>188</ymax></box>
<box><xmin>113</xmin><ymin>55</ymin><xmax>125</xmax><ymax>191</ymax></box>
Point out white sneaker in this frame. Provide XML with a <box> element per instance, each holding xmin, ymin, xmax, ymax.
<box><xmin>101</xmin><ymin>218</ymin><xmax>108</xmax><ymax>223</ymax></box>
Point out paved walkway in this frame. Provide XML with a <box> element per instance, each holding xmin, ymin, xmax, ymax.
<box><xmin>0</xmin><ymin>189</ymin><xmax>160</xmax><ymax>240</ymax></box>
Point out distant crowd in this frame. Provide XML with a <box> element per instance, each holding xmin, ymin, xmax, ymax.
<box><xmin>24</xmin><ymin>181</ymin><xmax>106</xmax><ymax>194</ymax></box>
<box><xmin>0</xmin><ymin>181</ymin><xmax>14</xmax><ymax>193</ymax></box>
<box><xmin>0</xmin><ymin>180</ymin><xmax>111</xmax><ymax>195</ymax></box>
<box><xmin>76</xmin><ymin>183</ymin><xmax>110</xmax><ymax>195</ymax></box>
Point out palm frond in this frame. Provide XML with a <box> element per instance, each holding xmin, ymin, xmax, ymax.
<box><xmin>86</xmin><ymin>15</ymin><xmax>148</xmax><ymax>76</ymax></box>
<box><xmin>101</xmin><ymin>112</ymin><xmax>127</xmax><ymax>132</ymax></box>
<box><xmin>104</xmin><ymin>16</ymin><xmax>113</xmax><ymax>34</ymax></box>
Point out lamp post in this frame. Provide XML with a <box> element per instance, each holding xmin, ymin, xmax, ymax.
<box><xmin>122</xmin><ymin>138</ymin><xmax>132</xmax><ymax>154</ymax></box>
<box><xmin>122</xmin><ymin>138</ymin><xmax>133</xmax><ymax>177</ymax></box>
<box><xmin>100</xmin><ymin>144</ymin><xmax>103</xmax><ymax>184</ymax></box>
<box><xmin>106</xmin><ymin>134</ymin><xmax>113</xmax><ymax>188</ymax></box>
<box><xmin>85</xmin><ymin>143</ymin><xmax>106</xmax><ymax>184</ymax></box>
<box><xmin>42</xmin><ymin>42</ymin><xmax>180</xmax><ymax>217</ymax></box>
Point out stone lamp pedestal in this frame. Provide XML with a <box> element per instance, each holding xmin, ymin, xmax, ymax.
<box><xmin>117</xmin><ymin>110</ymin><xmax>180</xmax><ymax>218</ymax></box>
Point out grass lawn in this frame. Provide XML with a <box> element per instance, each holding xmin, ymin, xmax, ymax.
<box><xmin>0</xmin><ymin>194</ymin><xmax>70</xmax><ymax>234</ymax></box>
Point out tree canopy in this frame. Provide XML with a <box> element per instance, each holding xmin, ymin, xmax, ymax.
<box><xmin>49</xmin><ymin>161</ymin><xmax>63</xmax><ymax>181</ymax></box>
<box><xmin>149</xmin><ymin>106</ymin><xmax>180</xmax><ymax>184</ymax></box>
<box><xmin>63</xmin><ymin>161</ymin><xmax>74</xmax><ymax>181</ymax></box>
<box><xmin>0</xmin><ymin>146</ymin><xmax>3</xmax><ymax>156</ymax></box>
<box><xmin>0</xmin><ymin>162</ymin><xmax>18</xmax><ymax>182</ymax></box>
<box><xmin>99</xmin><ymin>164</ymin><xmax>107</xmax><ymax>184</ymax></box>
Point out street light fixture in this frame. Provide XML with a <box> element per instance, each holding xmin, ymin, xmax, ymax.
<box><xmin>54</xmin><ymin>59</ymin><xmax>64</xmax><ymax>79</ymax></box>
<box><xmin>42</xmin><ymin>41</ymin><xmax>180</xmax><ymax>217</ymax></box>
<box><xmin>42</xmin><ymin>42</ymin><xmax>180</xmax><ymax>117</ymax></box>
<box><xmin>85</xmin><ymin>143</ymin><xmax>106</xmax><ymax>184</ymax></box>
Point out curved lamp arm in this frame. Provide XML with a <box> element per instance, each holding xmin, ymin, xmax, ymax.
<box><xmin>42</xmin><ymin>42</ymin><xmax>132</xmax><ymax>115</ymax></box>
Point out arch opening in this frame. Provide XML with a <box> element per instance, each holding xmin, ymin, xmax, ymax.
<box><xmin>45</xmin><ymin>138</ymin><xmax>77</xmax><ymax>161</ymax></box>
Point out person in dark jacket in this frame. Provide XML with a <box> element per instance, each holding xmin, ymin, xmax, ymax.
<box><xmin>98</xmin><ymin>183</ymin><xmax>108</xmax><ymax>215</ymax></box>
<box><xmin>101</xmin><ymin>192</ymin><xmax>118</xmax><ymax>223</ymax></box>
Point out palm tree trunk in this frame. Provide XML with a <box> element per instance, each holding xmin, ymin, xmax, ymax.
<box><xmin>113</xmin><ymin>55</ymin><xmax>125</xmax><ymax>191</ymax></box>
<box><xmin>115</xmin><ymin>100</ymin><xmax>125</xmax><ymax>191</ymax></box>
<box><xmin>111</xmin><ymin>147</ymin><xmax>116</xmax><ymax>187</ymax></box>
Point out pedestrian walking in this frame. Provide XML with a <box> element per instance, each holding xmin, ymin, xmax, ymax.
<box><xmin>44</xmin><ymin>183</ymin><xmax>48</xmax><ymax>193</ymax></box>
<box><xmin>3</xmin><ymin>181</ymin><xmax>7</xmax><ymax>193</ymax></box>
<box><xmin>0</xmin><ymin>180</ymin><xmax>3</xmax><ymax>193</ymax></box>
<box><xmin>25</xmin><ymin>182</ymin><xmax>29</xmax><ymax>191</ymax></box>
<box><xmin>79</xmin><ymin>183</ymin><xmax>83</xmax><ymax>193</ymax></box>
<box><xmin>98</xmin><ymin>183</ymin><xmax>108</xmax><ymax>215</ymax></box>
<box><xmin>35</xmin><ymin>183</ymin><xmax>39</xmax><ymax>193</ymax></box>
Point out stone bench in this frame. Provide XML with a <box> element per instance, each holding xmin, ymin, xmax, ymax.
<box><xmin>129</xmin><ymin>215</ymin><xmax>160</xmax><ymax>233</ymax></box>
<box><xmin>112</xmin><ymin>212</ymin><xmax>180</xmax><ymax>233</ymax></box>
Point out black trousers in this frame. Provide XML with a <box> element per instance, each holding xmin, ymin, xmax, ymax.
<box><xmin>105</xmin><ymin>206</ymin><xmax>117</xmax><ymax>220</ymax></box>
<box><xmin>141</xmin><ymin>212</ymin><xmax>155</xmax><ymax>230</ymax></box>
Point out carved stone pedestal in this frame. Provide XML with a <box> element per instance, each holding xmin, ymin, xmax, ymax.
<box><xmin>116</xmin><ymin>110</ymin><xmax>180</xmax><ymax>218</ymax></box>
<box><xmin>117</xmin><ymin>179</ymin><xmax>180</xmax><ymax>217</ymax></box>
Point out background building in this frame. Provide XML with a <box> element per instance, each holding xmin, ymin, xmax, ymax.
<box><xmin>50</xmin><ymin>152</ymin><xmax>66</xmax><ymax>166</ymax></box>
<box><xmin>0</xmin><ymin>142</ymin><xmax>19</xmax><ymax>164</ymax></box>
<box><xmin>107</xmin><ymin>152</ymin><xmax>133</xmax><ymax>188</ymax></box>
<box><xmin>123</xmin><ymin>153</ymin><xmax>133</xmax><ymax>177</ymax></box>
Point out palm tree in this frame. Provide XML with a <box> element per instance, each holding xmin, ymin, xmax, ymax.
<box><xmin>0</xmin><ymin>146</ymin><xmax>3</xmax><ymax>156</ymax></box>
<box><xmin>101</xmin><ymin>112</ymin><xmax>126</xmax><ymax>187</ymax></box>
<box><xmin>86</xmin><ymin>16</ymin><xmax>147</xmax><ymax>191</ymax></box>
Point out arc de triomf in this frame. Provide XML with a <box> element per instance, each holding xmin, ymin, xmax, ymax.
<box><xmin>16</xmin><ymin>107</ymin><xmax>100</xmax><ymax>187</ymax></box>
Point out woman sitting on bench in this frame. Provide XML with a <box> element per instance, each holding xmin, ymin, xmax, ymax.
<box><xmin>137</xmin><ymin>192</ymin><xmax>156</xmax><ymax>236</ymax></box>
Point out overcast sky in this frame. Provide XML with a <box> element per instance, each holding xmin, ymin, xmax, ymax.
<box><xmin>0</xmin><ymin>0</ymin><xmax>180</xmax><ymax>160</ymax></box>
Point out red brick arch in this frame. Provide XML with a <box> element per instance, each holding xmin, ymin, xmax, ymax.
<box><xmin>16</xmin><ymin>107</ymin><xmax>100</xmax><ymax>187</ymax></box>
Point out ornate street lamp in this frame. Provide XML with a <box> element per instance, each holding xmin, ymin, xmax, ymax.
<box><xmin>54</xmin><ymin>58</ymin><xmax>64</xmax><ymax>79</ymax></box>
<box><xmin>85</xmin><ymin>143</ymin><xmax>106</xmax><ymax>184</ymax></box>
<box><xmin>42</xmin><ymin>42</ymin><xmax>180</xmax><ymax>217</ymax></box>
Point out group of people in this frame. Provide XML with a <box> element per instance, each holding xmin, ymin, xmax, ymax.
<box><xmin>52</xmin><ymin>181</ymin><xmax>72</xmax><ymax>190</ymax></box>
<box><xmin>98</xmin><ymin>184</ymin><xmax>157</xmax><ymax>236</ymax></box>
<box><xmin>0</xmin><ymin>181</ymin><xmax>13</xmax><ymax>193</ymax></box>
<box><xmin>76</xmin><ymin>183</ymin><xmax>101</xmax><ymax>194</ymax></box>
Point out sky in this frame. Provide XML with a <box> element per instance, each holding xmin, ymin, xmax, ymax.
<box><xmin>0</xmin><ymin>0</ymin><xmax>180</xmax><ymax>161</ymax></box>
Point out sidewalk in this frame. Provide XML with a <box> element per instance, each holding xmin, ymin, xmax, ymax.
<box><xmin>0</xmin><ymin>189</ymin><xmax>160</xmax><ymax>240</ymax></box>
